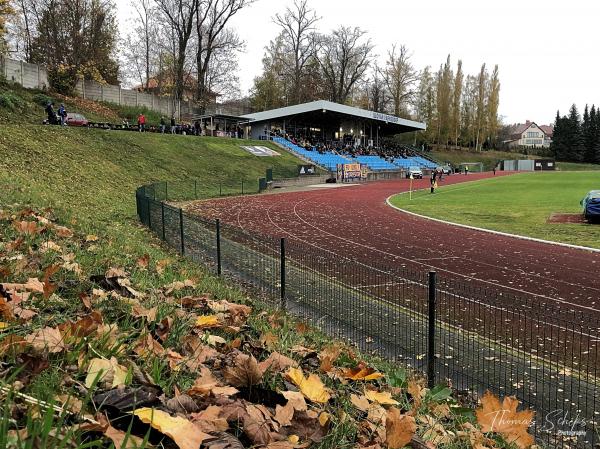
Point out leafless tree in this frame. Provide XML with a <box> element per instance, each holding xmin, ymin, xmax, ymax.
<box><xmin>383</xmin><ymin>44</ymin><xmax>417</xmax><ymax>116</ymax></box>
<box><xmin>273</xmin><ymin>0</ymin><xmax>319</xmax><ymax>104</ymax></box>
<box><xmin>316</xmin><ymin>26</ymin><xmax>373</xmax><ymax>104</ymax></box>
<box><xmin>194</xmin><ymin>0</ymin><xmax>252</xmax><ymax>110</ymax></box>
<box><xmin>155</xmin><ymin>0</ymin><xmax>198</xmax><ymax>100</ymax></box>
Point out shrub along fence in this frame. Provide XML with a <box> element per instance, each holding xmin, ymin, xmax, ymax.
<box><xmin>136</xmin><ymin>179</ymin><xmax>598</xmax><ymax>449</ymax></box>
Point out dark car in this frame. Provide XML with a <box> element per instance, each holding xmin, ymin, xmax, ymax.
<box><xmin>581</xmin><ymin>190</ymin><xmax>600</xmax><ymax>222</ymax></box>
<box><xmin>66</xmin><ymin>113</ymin><xmax>89</xmax><ymax>127</ymax></box>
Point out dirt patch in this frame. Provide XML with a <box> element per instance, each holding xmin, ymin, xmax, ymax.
<box><xmin>546</xmin><ymin>213</ymin><xmax>586</xmax><ymax>224</ymax></box>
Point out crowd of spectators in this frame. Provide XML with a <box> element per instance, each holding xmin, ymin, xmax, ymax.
<box><xmin>276</xmin><ymin>131</ymin><xmax>421</xmax><ymax>161</ymax></box>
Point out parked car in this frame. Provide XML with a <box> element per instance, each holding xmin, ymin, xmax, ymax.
<box><xmin>406</xmin><ymin>166</ymin><xmax>423</xmax><ymax>179</ymax></box>
<box><xmin>66</xmin><ymin>113</ymin><xmax>89</xmax><ymax>127</ymax></box>
<box><xmin>437</xmin><ymin>165</ymin><xmax>452</xmax><ymax>175</ymax></box>
<box><xmin>581</xmin><ymin>190</ymin><xmax>600</xmax><ymax>222</ymax></box>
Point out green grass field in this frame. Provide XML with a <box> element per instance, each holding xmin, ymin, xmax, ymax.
<box><xmin>390</xmin><ymin>172</ymin><xmax>600</xmax><ymax>249</ymax></box>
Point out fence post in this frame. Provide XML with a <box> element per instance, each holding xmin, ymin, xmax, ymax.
<box><xmin>165</xmin><ymin>182</ymin><xmax>168</xmax><ymax>201</ymax></box>
<box><xmin>219</xmin><ymin>182</ymin><xmax>222</xmax><ymax>196</ymax></box>
<box><xmin>216</xmin><ymin>219</ymin><xmax>222</xmax><ymax>276</ymax></box>
<box><xmin>427</xmin><ymin>271</ymin><xmax>437</xmax><ymax>388</ymax></box>
<box><xmin>161</xmin><ymin>202</ymin><xmax>166</xmax><ymax>241</ymax></box>
<box><xmin>179</xmin><ymin>208</ymin><xmax>185</xmax><ymax>255</ymax></box>
<box><xmin>194</xmin><ymin>180</ymin><xmax>198</xmax><ymax>199</ymax></box>
<box><xmin>280</xmin><ymin>238</ymin><xmax>286</xmax><ymax>309</ymax></box>
<box><xmin>241</xmin><ymin>180</ymin><xmax>244</xmax><ymax>195</ymax></box>
<box><xmin>145</xmin><ymin>196</ymin><xmax>151</xmax><ymax>227</ymax></box>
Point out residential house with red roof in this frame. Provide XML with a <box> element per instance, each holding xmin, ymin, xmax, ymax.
<box><xmin>505</xmin><ymin>120</ymin><xmax>553</xmax><ymax>148</ymax></box>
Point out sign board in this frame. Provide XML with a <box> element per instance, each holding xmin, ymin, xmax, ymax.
<box><xmin>241</xmin><ymin>146</ymin><xmax>280</xmax><ymax>157</ymax></box>
<box><xmin>298</xmin><ymin>165</ymin><xmax>317</xmax><ymax>176</ymax></box>
<box><xmin>337</xmin><ymin>163</ymin><xmax>364</xmax><ymax>181</ymax></box>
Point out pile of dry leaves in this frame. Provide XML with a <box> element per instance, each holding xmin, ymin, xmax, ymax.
<box><xmin>0</xmin><ymin>206</ymin><xmax>536</xmax><ymax>449</ymax></box>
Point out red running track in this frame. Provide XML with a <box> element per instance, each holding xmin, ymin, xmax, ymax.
<box><xmin>187</xmin><ymin>172</ymin><xmax>600</xmax><ymax>321</ymax></box>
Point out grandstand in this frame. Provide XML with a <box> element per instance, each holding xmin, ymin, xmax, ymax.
<box><xmin>274</xmin><ymin>137</ymin><xmax>438</xmax><ymax>172</ymax></box>
<box><xmin>241</xmin><ymin>100</ymin><xmax>436</xmax><ymax>173</ymax></box>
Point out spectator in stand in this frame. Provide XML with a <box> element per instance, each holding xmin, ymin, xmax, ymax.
<box><xmin>160</xmin><ymin>117</ymin><xmax>166</xmax><ymax>133</ymax></box>
<box><xmin>194</xmin><ymin>120</ymin><xmax>201</xmax><ymax>136</ymax></box>
<box><xmin>57</xmin><ymin>103</ymin><xmax>67</xmax><ymax>126</ymax></box>
<box><xmin>137</xmin><ymin>113</ymin><xmax>146</xmax><ymax>132</ymax></box>
<box><xmin>170</xmin><ymin>116</ymin><xmax>176</xmax><ymax>134</ymax></box>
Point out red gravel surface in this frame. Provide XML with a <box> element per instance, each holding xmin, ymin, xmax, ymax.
<box><xmin>187</xmin><ymin>172</ymin><xmax>600</xmax><ymax>323</ymax></box>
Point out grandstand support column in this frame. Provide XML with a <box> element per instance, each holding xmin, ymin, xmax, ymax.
<box><xmin>427</xmin><ymin>271</ymin><xmax>437</xmax><ymax>388</ymax></box>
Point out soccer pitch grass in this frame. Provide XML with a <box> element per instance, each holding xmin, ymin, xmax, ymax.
<box><xmin>389</xmin><ymin>171</ymin><xmax>600</xmax><ymax>249</ymax></box>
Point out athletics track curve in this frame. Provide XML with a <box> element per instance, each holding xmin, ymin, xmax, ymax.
<box><xmin>186</xmin><ymin>171</ymin><xmax>600</xmax><ymax>322</ymax></box>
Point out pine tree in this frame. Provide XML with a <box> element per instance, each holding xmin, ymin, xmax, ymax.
<box><xmin>593</xmin><ymin>106</ymin><xmax>600</xmax><ymax>164</ymax></box>
<box><xmin>551</xmin><ymin>110</ymin><xmax>567</xmax><ymax>160</ymax></box>
<box><xmin>586</xmin><ymin>106</ymin><xmax>598</xmax><ymax>163</ymax></box>
<box><xmin>568</xmin><ymin>104</ymin><xmax>585</xmax><ymax>162</ymax></box>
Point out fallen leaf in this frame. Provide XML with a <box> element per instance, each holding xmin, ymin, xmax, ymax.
<box><xmin>190</xmin><ymin>406</ymin><xmax>229</xmax><ymax>433</ymax></box>
<box><xmin>223</xmin><ymin>353</ymin><xmax>263</xmax><ymax>387</ymax></box>
<box><xmin>155</xmin><ymin>259</ymin><xmax>170</xmax><ymax>274</ymax></box>
<box><xmin>133</xmin><ymin>408</ymin><xmax>210</xmax><ymax>449</ymax></box>
<box><xmin>40</xmin><ymin>241</ymin><xmax>62</xmax><ymax>253</ymax></box>
<box><xmin>385</xmin><ymin>407</ymin><xmax>416</xmax><ymax>449</ymax></box>
<box><xmin>259</xmin><ymin>352</ymin><xmax>298</xmax><ymax>373</ymax></box>
<box><xmin>286</xmin><ymin>367</ymin><xmax>330</xmax><ymax>403</ymax></box>
<box><xmin>1</xmin><ymin>278</ymin><xmax>44</xmax><ymax>294</ymax></box>
<box><xmin>53</xmin><ymin>224</ymin><xmax>73</xmax><ymax>238</ymax></box>
<box><xmin>319</xmin><ymin>345</ymin><xmax>341</xmax><ymax>373</ymax></box>
<box><xmin>408</xmin><ymin>380</ymin><xmax>425</xmax><ymax>410</ymax></box>
<box><xmin>86</xmin><ymin>357</ymin><xmax>128</xmax><ymax>389</ymax></box>
<box><xmin>364</xmin><ymin>389</ymin><xmax>399</xmax><ymax>406</ymax></box>
<box><xmin>13</xmin><ymin>220</ymin><xmax>40</xmax><ymax>235</ymax></box>
<box><xmin>275</xmin><ymin>402</ymin><xmax>295</xmax><ymax>427</ymax></box>
<box><xmin>340</xmin><ymin>363</ymin><xmax>384</xmax><ymax>381</ymax></box>
<box><xmin>196</xmin><ymin>315</ymin><xmax>220</xmax><ymax>328</ymax></box>
<box><xmin>260</xmin><ymin>332</ymin><xmax>279</xmax><ymax>350</ymax></box>
<box><xmin>188</xmin><ymin>367</ymin><xmax>239</xmax><ymax>398</ymax></box>
<box><xmin>133</xmin><ymin>334</ymin><xmax>165</xmax><ymax>358</ymax></box>
<box><xmin>136</xmin><ymin>254</ymin><xmax>150</xmax><ymax>268</ymax></box>
<box><xmin>25</xmin><ymin>326</ymin><xmax>65</xmax><ymax>353</ymax></box>
<box><xmin>244</xmin><ymin>403</ymin><xmax>275</xmax><ymax>445</ymax></box>
<box><xmin>106</xmin><ymin>267</ymin><xmax>128</xmax><ymax>278</ymax></box>
<box><xmin>131</xmin><ymin>304</ymin><xmax>157</xmax><ymax>322</ymax></box>
<box><xmin>165</xmin><ymin>394</ymin><xmax>201</xmax><ymax>414</ymax></box>
<box><xmin>85</xmin><ymin>234</ymin><xmax>99</xmax><ymax>242</ymax></box>
<box><xmin>476</xmin><ymin>391</ymin><xmax>534</xmax><ymax>449</ymax></box>
<box><xmin>350</xmin><ymin>393</ymin><xmax>371</xmax><ymax>411</ymax></box>
<box><xmin>281</xmin><ymin>391</ymin><xmax>307</xmax><ymax>412</ymax></box>
<box><xmin>59</xmin><ymin>311</ymin><xmax>103</xmax><ymax>339</ymax></box>
<box><xmin>318</xmin><ymin>412</ymin><xmax>330</xmax><ymax>426</ymax></box>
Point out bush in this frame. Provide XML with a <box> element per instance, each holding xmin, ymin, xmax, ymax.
<box><xmin>0</xmin><ymin>92</ymin><xmax>24</xmax><ymax>111</ymax></box>
<box><xmin>33</xmin><ymin>93</ymin><xmax>53</xmax><ymax>107</ymax></box>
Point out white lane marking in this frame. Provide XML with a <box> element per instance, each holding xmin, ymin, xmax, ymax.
<box><xmin>261</xmin><ymin>197</ymin><xmax>600</xmax><ymax>339</ymax></box>
<box><xmin>386</xmin><ymin>195</ymin><xmax>600</xmax><ymax>254</ymax></box>
<box><xmin>288</xmin><ymin>196</ymin><xmax>600</xmax><ymax>313</ymax></box>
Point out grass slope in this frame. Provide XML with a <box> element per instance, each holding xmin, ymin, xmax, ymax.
<box><xmin>390</xmin><ymin>172</ymin><xmax>600</xmax><ymax>248</ymax></box>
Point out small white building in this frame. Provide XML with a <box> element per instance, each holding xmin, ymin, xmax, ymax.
<box><xmin>506</xmin><ymin>121</ymin><xmax>553</xmax><ymax>148</ymax></box>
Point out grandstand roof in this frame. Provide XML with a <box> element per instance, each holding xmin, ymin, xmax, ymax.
<box><xmin>241</xmin><ymin>100</ymin><xmax>426</xmax><ymax>134</ymax></box>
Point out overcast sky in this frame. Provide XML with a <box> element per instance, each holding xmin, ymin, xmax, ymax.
<box><xmin>116</xmin><ymin>0</ymin><xmax>600</xmax><ymax>125</ymax></box>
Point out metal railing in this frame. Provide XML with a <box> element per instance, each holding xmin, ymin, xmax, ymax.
<box><xmin>135</xmin><ymin>180</ymin><xmax>598</xmax><ymax>448</ymax></box>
